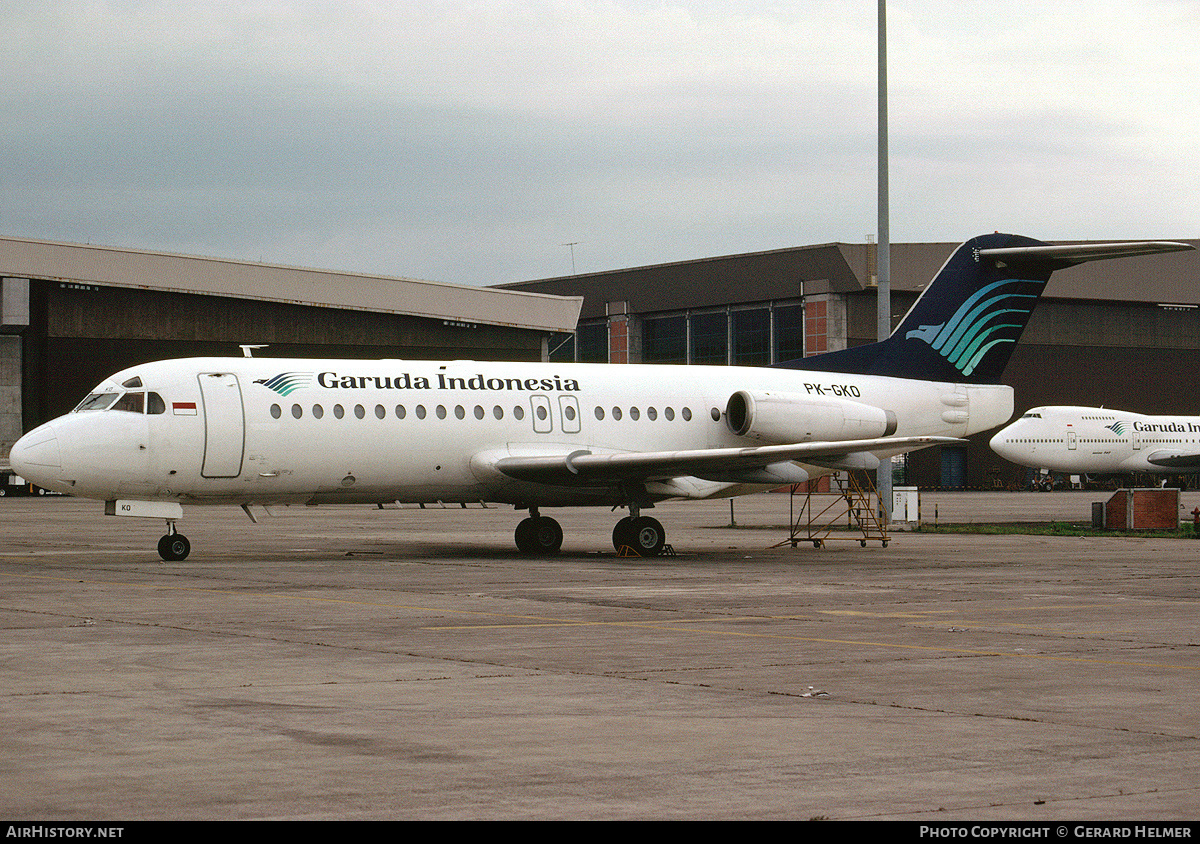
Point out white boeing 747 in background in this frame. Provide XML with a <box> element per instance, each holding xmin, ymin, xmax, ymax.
<box><xmin>10</xmin><ymin>234</ymin><xmax>1192</xmax><ymax>560</ymax></box>
<box><xmin>991</xmin><ymin>405</ymin><xmax>1200</xmax><ymax>477</ymax></box>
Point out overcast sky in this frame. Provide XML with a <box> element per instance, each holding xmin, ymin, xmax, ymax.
<box><xmin>1</xmin><ymin>1</ymin><xmax>1195</xmax><ymax>286</ymax></box>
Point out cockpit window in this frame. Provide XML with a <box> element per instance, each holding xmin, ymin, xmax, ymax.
<box><xmin>75</xmin><ymin>390</ymin><xmax>167</xmax><ymax>414</ymax></box>
<box><xmin>122</xmin><ymin>376</ymin><xmax>144</xmax><ymax>389</ymax></box>
<box><xmin>111</xmin><ymin>392</ymin><xmax>146</xmax><ymax>413</ymax></box>
<box><xmin>1021</xmin><ymin>412</ymin><xmax>1042</xmax><ymax>419</ymax></box>
<box><xmin>74</xmin><ymin>392</ymin><xmax>120</xmax><ymax>412</ymax></box>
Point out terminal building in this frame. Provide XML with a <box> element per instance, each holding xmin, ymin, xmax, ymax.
<box><xmin>0</xmin><ymin>236</ymin><xmax>582</xmax><ymax>468</ymax></box>
<box><xmin>505</xmin><ymin>238</ymin><xmax>1200</xmax><ymax>489</ymax></box>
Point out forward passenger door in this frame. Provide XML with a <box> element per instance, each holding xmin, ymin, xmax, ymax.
<box><xmin>198</xmin><ymin>373</ymin><xmax>246</xmax><ymax>478</ymax></box>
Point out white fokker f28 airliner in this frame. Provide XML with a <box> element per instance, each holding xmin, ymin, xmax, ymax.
<box><xmin>991</xmin><ymin>406</ymin><xmax>1200</xmax><ymax>476</ymax></box>
<box><xmin>10</xmin><ymin>234</ymin><xmax>1192</xmax><ymax>560</ymax></box>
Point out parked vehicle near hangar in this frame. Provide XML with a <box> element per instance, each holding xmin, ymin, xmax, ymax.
<box><xmin>0</xmin><ymin>470</ymin><xmax>52</xmax><ymax>496</ymax></box>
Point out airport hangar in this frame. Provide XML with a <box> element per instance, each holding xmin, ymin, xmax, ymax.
<box><xmin>0</xmin><ymin>236</ymin><xmax>582</xmax><ymax>469</ymax></box>
<box><xmin>503</xmin><ymin>237</ymin><xmax>1200</xmax><ymax>490</ymax></box>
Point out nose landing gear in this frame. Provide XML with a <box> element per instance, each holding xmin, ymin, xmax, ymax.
<box><xmin>157</xmin><ymin>522</ymin><xmax>191</xmax><ymax>561</ymax></box>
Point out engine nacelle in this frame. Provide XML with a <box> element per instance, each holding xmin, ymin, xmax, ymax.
<box><xmin>725</xmin><ymin>390</ymin><xmax>897</xmax><ymax>444</ymax></box>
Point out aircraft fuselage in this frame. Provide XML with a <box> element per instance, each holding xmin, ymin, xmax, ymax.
<box><xmin>991</xmin><ymin>406</ymin><xmax>1200</xmax><ymax>474</ymax></box>
<box><xmin>16</xmin><ymin>356</ymin><xmax>1010</xmax><ymax>508</ymax></box>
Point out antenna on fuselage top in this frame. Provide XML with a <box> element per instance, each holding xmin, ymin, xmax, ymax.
<box><xmin>240</xmin><ymin>345</ymin><xmax>267</xmax><ymax>358</ymax></box>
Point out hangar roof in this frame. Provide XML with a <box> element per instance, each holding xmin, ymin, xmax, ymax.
<box><xmin>504</xmin><ymin>237</ymin><xmax>1200</xmax><ymax>320</ymax></box>
<box><xmin>0</xmin><ymin>236</ymin><xmax>582</xmax><ymax>333</ymax></box>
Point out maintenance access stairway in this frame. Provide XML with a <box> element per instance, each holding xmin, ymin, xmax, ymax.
<box><xmin>775</xmin><ymin>472</ymin><xmax>890</xmax><ymax>549</ymax></box>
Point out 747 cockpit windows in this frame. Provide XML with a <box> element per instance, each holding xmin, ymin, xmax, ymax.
<box><xmin>73</xmin><ymin>391</ymin><xmax>166</xmax><ymax>414</ymax></box>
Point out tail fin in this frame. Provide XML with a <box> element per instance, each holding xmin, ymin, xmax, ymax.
<box><xmin>779</xmin><ymin>233</ymin><xmax>1193</xmax><ymax>383</ymax></box>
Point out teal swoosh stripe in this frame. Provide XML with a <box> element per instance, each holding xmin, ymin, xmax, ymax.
<box><xmin>906</xmin><ymin>278</ymin><xmax>1044</xmax><ymax>375</ymax></box>
<box><xmin>929</xmin><ymin>279</ymin><xmax>1038</xmax><ymax>352</ymax></box>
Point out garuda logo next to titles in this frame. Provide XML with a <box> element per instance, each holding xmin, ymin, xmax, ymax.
<box><xmin>254</xmin><ymin>372</ymin><xmax>314</xmax><ymax>396</ymax></box>
<box><xmin>1106</xmin><ymin>421</ymin><xmax>1127</xmax><ymax>436</ymax></box>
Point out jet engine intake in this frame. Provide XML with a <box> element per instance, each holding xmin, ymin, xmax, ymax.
<box><xmin>725</xmin><ymin>390</ymin><xmax>897</xmax><ymax>443</ymax></box>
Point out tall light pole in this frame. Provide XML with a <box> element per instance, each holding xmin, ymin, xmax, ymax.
<box><xmin>876</xmin><ymin>0</ymin><xmax>892</xmax><ymax>524</ymax></box>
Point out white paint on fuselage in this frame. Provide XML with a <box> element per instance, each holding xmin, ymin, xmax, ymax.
<box><xmin>16</xmin><ymin>356</ymin><xmax>1013</xmax><ymax>507</ymax></box>
<box><xmin>990</xmin><ymin>405</ymin><xmax>1200</xmax><ymax>473</ymax></box>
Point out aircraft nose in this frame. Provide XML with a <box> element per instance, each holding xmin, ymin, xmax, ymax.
<box><xmin>9</xmin><ymin>425</ymin><xmax>61</xmax><ymax>485</ymax></box>
<box><xmin>989</xmin><ymin>429</ymin><xmax>1013</xmax><ymax>460</ymax></box>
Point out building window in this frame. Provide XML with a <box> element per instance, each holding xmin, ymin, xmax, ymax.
<box><xmin>642</xmin><ymin>314</ymin><xmax>687</xmax><ymax>363</ymax></box>
<box><xmin>548</xmin><ymin>332</ymin><xmax>575</xmax><ymax>363</ymax></box>
<box><xmin>576</xmin><ymin>322</ymin><xmax>608</xmax><ymax>363</ymax></box>
<box><xmin>690</xmin><ymin>311</ymin><xmax>727</xmax><ymax>365</ymax></box>
<box><xmin>773</xmin><ymin>303</ymin><xmax>805</xmax><ymax>363</ymax></box>
<box><xmin>732</xmin><ymin>307</ymin><xmax>770</xmax><ymax>366</ymax></box>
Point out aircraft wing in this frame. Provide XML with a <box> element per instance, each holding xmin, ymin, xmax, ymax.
<box><xmin>492</xmin><ymin>436</ymin><xmax>962</xmax><ymax>486</ymax></box>
<box><xmin>1145</xmin><ymin>449</ymin><xmax>1200</xmax><ymax>470</ymax></box>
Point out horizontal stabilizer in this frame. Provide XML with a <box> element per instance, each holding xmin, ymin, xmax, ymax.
<box><xmin>491</xmin><ymin>436</ymin><xmax>962</xmax><ymax>486</ymax></box>
<box><xmin>978</xmin><ymin>240</ymin><xmax>1192</xmax><ymax>268</ymax></box>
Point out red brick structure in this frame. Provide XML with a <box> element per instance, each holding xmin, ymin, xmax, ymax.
<box><xmin>1104</xmin><ymin>488</ymin><xmax>1180</xmax><ymax>530</ymax></box>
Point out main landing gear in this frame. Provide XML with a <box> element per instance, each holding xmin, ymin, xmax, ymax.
<box><xmin>512</xmin><ymin>504</ymin><xmax>668</xmax><ymax>557</ymax></box>
<box><xmin>514</xmin><ymin>509</ymin><xmax>564</xmax><ymax>555</ymax></box>
<box><xmin>157</xmin><ymin>522</ymin><xmax>191</xmax><ymax>561</ymax></box>
<box><xmin>612</xmin><ymin>514</ymin><xmax>666</xmax><ymax>557</ymax></box>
